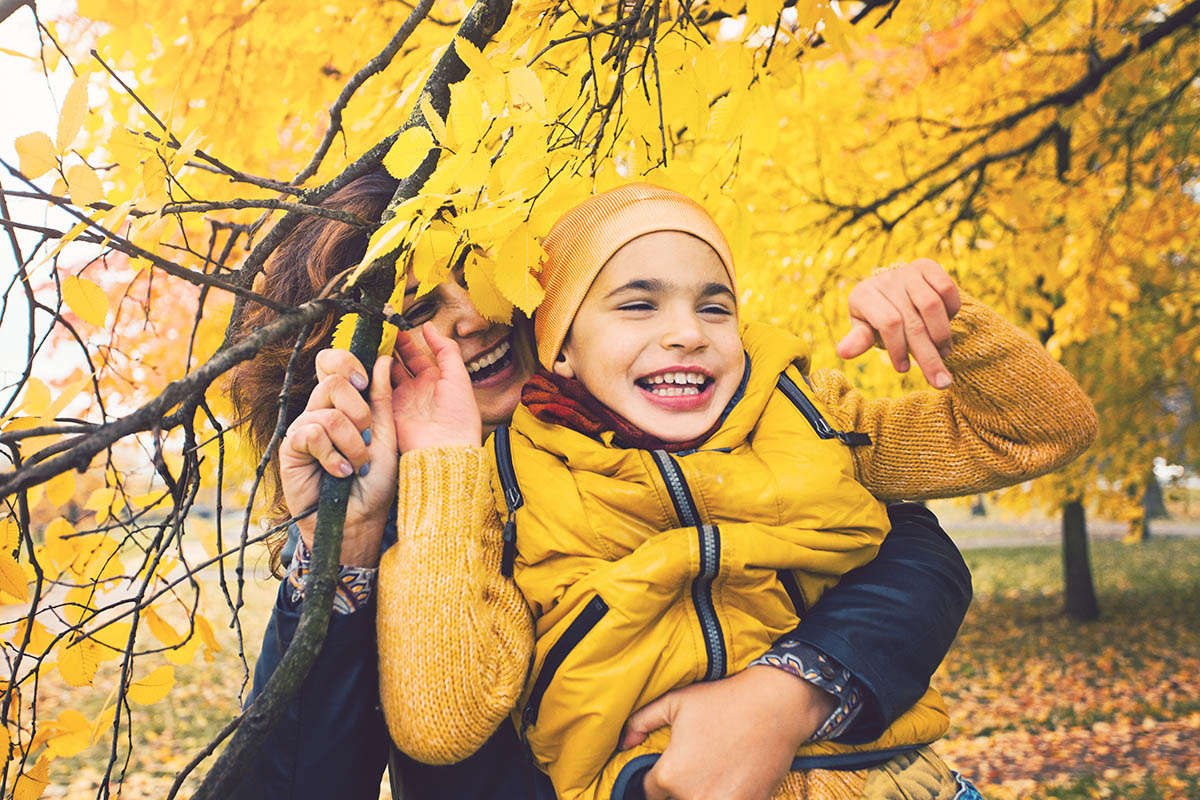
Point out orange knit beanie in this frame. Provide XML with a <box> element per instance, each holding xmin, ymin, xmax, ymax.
<box><xmin>534</xmin><ymin>182</ymin><xmax>737</xmax><ymax>370</ymax></box>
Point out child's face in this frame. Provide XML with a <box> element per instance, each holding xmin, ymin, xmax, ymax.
<box><xmin>553</xmin><ymin>231</ymin><xmax>744</xmax><ymax>442</ymax></box>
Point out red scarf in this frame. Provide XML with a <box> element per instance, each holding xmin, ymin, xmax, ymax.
<box><xmin>521</xmin><ymin>369</ymin><xmax>723</xmax><ymax>452</ymax></box>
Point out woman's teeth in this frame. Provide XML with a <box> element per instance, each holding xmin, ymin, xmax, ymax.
<box><xmin>466</xmin><ymin>339</ymin><xmax>511</xmax><ymax>375</ymax></box>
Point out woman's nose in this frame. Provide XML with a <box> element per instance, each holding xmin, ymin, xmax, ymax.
<box><xmin>437</xmin><ymin>281</ymin><xmax>491</xmax><ymax>340</ymax></box>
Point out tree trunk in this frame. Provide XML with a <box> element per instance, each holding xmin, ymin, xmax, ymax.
<box><xmin>1062</xmin><ymin>500</ymin><xmax>1100</xmax><ymax>621</ymax></box>
<box><xmin>1144</xmin><ymin>467</ymin><xmax>1168</xmax><ymax>519</ymax></box>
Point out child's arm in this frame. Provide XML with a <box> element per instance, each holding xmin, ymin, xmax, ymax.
<box><xmin>812</xmin><ymin>293</ymin><xmax>1098</xmax><ymax>501</ymax></box>
<box><xmin>376</xmin><ymin>324</ymin><xmax>534</xmax><ymax>763</ymax></box>
<box><xmin>376</xmin><ymin>445</ymin><xmax>534</xmax><ymax>764</ymax></box>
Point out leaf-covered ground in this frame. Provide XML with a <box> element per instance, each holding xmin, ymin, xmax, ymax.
<box><xmin>31</xmin><ymin>531</ymin><xmax>1200</xmax><ymax>799</ymax></box>
<box><xmin>937</xmin><ymin>537</ymin><xmax>1200</xmax><ymax>800</ymax></box>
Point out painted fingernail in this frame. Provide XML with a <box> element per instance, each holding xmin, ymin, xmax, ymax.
<box><xmin>339</xmin><ymin>461</ymin><xmax>353</xmax><ymax>477</ymax></box>
<box><xmin>898</xmin><ymin>358</ymin><xmax>910</xmax><ymax>372</ymax></box>
<box><xmin>939</xmin><ymin>345</ymin><xmax>953</xmax><ymax>358</ymax></box>
<box><xmin>934</xmin><ymin>372</ymin><xmax>952</xmax><ymax>389</ymax></box>
<box><xmin>362</xmin><ymin>428</ymin><xmax>372</xmax><ymax>445</ymax></box>
<box><xmin>350</xmin><ymin>373</ymin><xmax>368</xmax><ymax>391</ymax></box>
<box><xmin>359</xmin><ymin>462</ymin><xmax>371</xmax><ymax>477</ymax></box>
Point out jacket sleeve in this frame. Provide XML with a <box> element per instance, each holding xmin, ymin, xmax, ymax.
<box><xmin>376</xmin><ymin>446</ymin><xmax>534</xmax><ymax>765</ymax></box>
<box><xmin>809</xmin><ymin>295</ymin><xmax>1098</xmax><ymax>501</ymax></box>
<box><xmin>785</xmin><ymin>502</ymin><xmax>972</xmax><ymax>744</ymax></box>
<box><xmin>228</xmin><ymin>582</ymin><xmax>389</xmax><ymax>800</ymax></box>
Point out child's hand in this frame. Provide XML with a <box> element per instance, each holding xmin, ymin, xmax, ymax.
<box><xmin>390</xmin><ymin>322</ymin><xmax>483</xmax><ymax>452</ymax></box>
<box><xmin>835</xmin><ymin>259</ymin><xmax>962</xmax><ymax>389</ymax></box>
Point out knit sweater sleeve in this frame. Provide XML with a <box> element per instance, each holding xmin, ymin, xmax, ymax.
<box><xmin>376</xmin><ymin>445</ymin><xmax>534</xmax><ymax>765</ymax></box>
<box><xmin>808</xmin><ymin>295</ymin><xmax>1098</xmax><ymax>502</ymax></box>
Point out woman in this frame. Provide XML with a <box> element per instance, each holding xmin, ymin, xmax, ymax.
<box><xmin>227</xmin><ymin>169</ymin><xmax>978</xmax><ymax>800</ymax></box>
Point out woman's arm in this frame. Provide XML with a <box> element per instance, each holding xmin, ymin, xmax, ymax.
<box><xmin>376</xmin><ymin>446</ymin><xmax>534</xmax><ymax>765</ymax></box>
<box><xmin>230</xmin><ymin>584</ymin><xmax>389</xmax><ymax>800</ymax></box>
<box><xmin>814</xmin><ymin>293</ymin><xmax>1098</xmax><ymax>501</ymax></box>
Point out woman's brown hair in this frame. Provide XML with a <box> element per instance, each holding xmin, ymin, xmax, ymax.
<box><xmin>225</xmin><ymin>169</ymin><xmax>398</xmax><ymax>573</ymax></box>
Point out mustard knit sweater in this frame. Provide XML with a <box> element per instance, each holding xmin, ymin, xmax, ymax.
<box><xmin>376</xmin><ymin>296</ymin><xmax>1098</xmax><ymax>766</ymax></box>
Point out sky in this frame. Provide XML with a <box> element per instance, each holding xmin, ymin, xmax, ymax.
<box><xmin>0</xmin><ymin>1</ymin><xmax>80</xmax><ymax>391</ymax></box>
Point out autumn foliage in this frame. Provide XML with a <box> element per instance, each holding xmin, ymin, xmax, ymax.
<box><xmin>1</xmin><ymin>0</ymin><xmax>1198</xmax><ymax>796</ymax></box>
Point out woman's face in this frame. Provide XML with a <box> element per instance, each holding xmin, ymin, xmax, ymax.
<box><xmin>400</xmin><ymin>268</ymin><xmax>536</xmax><ymax>434</ymax></box>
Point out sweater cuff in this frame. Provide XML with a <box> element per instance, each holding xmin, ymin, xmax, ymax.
<box><xmin>391</xmin><ymin>445</ymin><xmax>493</xmax><ymax>564</ymax></box>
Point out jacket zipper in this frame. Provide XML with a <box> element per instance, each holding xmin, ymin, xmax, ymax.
<box><xmin>493</xmin><ymin>425</ymin><xmax>523</xmax><ymax>577</ymax></box>
<box><xmin>776</xmin><ymin>374</ymin><xmax>871</xmax><ymax>447</ymax></box>
<box><xmin>650</xmin><ymin>450</ymin><xmax>727</xmax><ymax>682</ymax></box>
<box><xmin>520</xmin><ymin>594</ymin><xmax>609</xmax><ymax>740</ymax></box>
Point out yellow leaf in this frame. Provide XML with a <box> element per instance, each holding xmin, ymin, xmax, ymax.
<box><xmin>169</xmin><ymin>128</ymin><xmax>204</xmax><ymax>171</ymax></box>
<box><xmin>14</xmin><ymin>132</ymin><xmax>56</xmax><ymax>179</ymax></box>
<box><xmin>446</xmin><ymin>80</ymin><xmax>486</xmax><ymax>151</ymax></box>
<box><xmin>40</xmin><ymin>374</ymin><xmax>90</xmax><ymax>425</ymax></box>
<box><xmin>44</xmin><ymin>470</ymin><xmax>75</xmax><ymax>508</ymax></box>
<box><xmin>0</xmin><ymin>516</ymin><xmax>19</xmax><ymax>550</ymax></box>
<box><xmin>127</xmin><ymin>664</ymin><xmax>174</xmax><ymax>705</ymax></box>
<box><xmin>84</xmin><ymin>486</ymin><xmax>115</xmax><ymax>514</ymax></box>
<box><xmin>419</xmin><ymin>93</ymin><xmax>447</xmax><ymax>145</ymax></box>
<box><xmin>91</xmin><ymin>702</ymin><xmax>115</xmax><ymax>744</ymax></box>
<box><xmin>453</xmin><ymin>37</ymin><xmax>502</xmax><ymax>85</ymax></box>
<box><xmin>195</xmin><ymin>613</ymin><xmax>221</xmax><ymax>656</ymax></box>
<box><xmin>19</xmin><ymin>378</ymin><xmax>50</xmax><ymax>417</ymax></box>
<box><xmin>410</xmin><ymin>223</ymin><xmax>459</xmax><ymax>290</ymax></box>
<box><xmin>89</xmin><ymin>619</ymin><xmax>131</xmax><ymax>652</ymax></box>
<box><xmin>13</xmin><ymin>754</ymin><xmax>50</xmax><ymax>800</ymax></box>
<box><xmin>58</xmin><ymin>637</ymin><xmax>101</xmax><ymax>687</ymax></box>
<box><xmin>0</xmin><ymin>724</ymin><xmax>8</xmax><ymax>763</ymax></box>
<box><xmin>493</xmin><ymin>226</ymin><xmax>545</xmax><ymax>315</ymax></box>
<box><xmin>144</xmin><ymin>607</ymin><xmax>184</xmax><ymax>647</ymax></box>
<box><xmin>43</xmin><ymin>517</ymin><xmax>75</xmax><ymax>572</ymax></box>
<box><xmin>507</xmin><ymin>66</ymin><xmax>547</xmax><ymax>118</ymax></box>
<box><xmin>746</xmin><ymin>0</ymin><xmax>778</xmax><ymax>30</ymax></box>
<box><xmin>46</xmin><ymin>709</ymin><xmax>91</xmax><ymax>758</ymax></box>
<box><xmin>43</xmin><ymin>218</ymin><xmax>91</xmax><ymax>263</ymax></box>
<box><xmin>382</xmin><ymin>126</ymin><xmax>435</xmax><ymax>182</ymax></box>
<box><xmin>0</xmin><ymin>550</ymin><xmax>28</xmax><ymax>602</ymax></box>
<box><xmin>65</xmin><ymin>163</ymin><xmax>103</xmax><ymax>207</ymax></box>
<box><xmin>57</xmin><ymin>71</ymin><xmax>89</xmax><ymax>151</ymax></box>
<box><xmin>163</xmin><ymin>627</ymin><xmax>200</xmax><ymax>666</ymax></box>
<box><xmin>9</xmin><ymin>616</ymin><xmax>54</xmax><ymax>655</ymax></box>
<box><xmin>463</xmin><ymin>250</ymin><xmax>513</xmax><ymax>323</ymax></box>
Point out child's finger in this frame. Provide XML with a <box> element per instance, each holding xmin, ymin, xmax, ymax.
<box><xmin>835</xmin><ymin>318</ymin><xmax>876</xmax><ymax>360</ymax></box>
<box><xmin>420</xmin><ymin>323</ymin><xmax>471</xmax><ymax>381</ymax></box>
<box><xmin>393</xmin><ymin>327</ymin><xmax>437</xmax><ymax>378</ymax></box>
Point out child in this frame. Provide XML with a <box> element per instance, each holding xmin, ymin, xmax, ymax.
<box><xmin>378</xmin><ymin>183</ymin><xmax>1097</xmax><ymax>800</ymax></box>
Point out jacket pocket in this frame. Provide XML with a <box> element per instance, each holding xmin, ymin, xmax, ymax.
<box><xmin>521</xmin><ymin>594</ymin><xmax>610</xmax><ymax>739</ymax></box>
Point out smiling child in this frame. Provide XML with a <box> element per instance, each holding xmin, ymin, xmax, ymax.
<box><xmin>378</xmin><ymin>183</ymin><xmax>1097</xmax><ymax>800</ymax></box>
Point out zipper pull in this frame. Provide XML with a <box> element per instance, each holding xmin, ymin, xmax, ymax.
<box><xmin>835</xmin><ymin>431</ymin><xmax>872</xmax><ymax>446</ymax></box>
<box><xmin>501</xmin><ymin>517</ymin><xmax>517</xmax><ymax>577</ymax></box>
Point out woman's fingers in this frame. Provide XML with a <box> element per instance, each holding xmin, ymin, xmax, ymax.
<box><xmin>619</xmin><ymin>696</ymin><xmax>672</xmax><ymax>751</ymax></box>
<box><xmin>315</xmin><ymin>347</ymin><xmax>369</xmax><ymax>390</ymax></box>
<box><xmin>393</xmin><ymin>326</ymin><xmax>437</xmax><ymax>380</ymax></box>
<box><xmin>305</xmin><ymin>373</ymin><xmax>372</xmax><ymax>428</ymax></box>
<box><xmin>857</xmin><ymin>282</ymin><xmax>912</xmax><ymax>373</ymax></box>
<box><xmin>286</xmin><ymin>409</ymin><xmax>371</xmax><ymax>477</ymax></box>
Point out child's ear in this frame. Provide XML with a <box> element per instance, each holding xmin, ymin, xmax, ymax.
<box><xmin>552</xmin><ymin>349</ymin><xmax>576</xmax><ymax>379</ymax></box>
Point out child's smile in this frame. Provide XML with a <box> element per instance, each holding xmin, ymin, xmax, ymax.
<box><xmin>553</xmin><ymin>231</ymin><xmax>744</xmax><ymax>442</ymax></box>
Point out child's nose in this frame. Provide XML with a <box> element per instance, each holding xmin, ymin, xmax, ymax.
<box><xmin>659</xmin><ymin>310</ymin><xmax>707</xmax><ymax>352</ymax></box>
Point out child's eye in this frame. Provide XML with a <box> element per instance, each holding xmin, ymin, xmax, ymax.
<box><xmin>699</xmin><ymin>303</ymin><xmax>733</xmax><ymax>316</ymax></box>
<box><xmin>618</xmin><ymin>301</ymin><xmax>655</xmax><ymax>312</ymax></box>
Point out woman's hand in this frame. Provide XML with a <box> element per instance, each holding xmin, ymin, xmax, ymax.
<box><xmin>835</xmin><ymin>259</ymin><xmax>962</xmax><ymax>389</ymax></box>
<box><xmin>619</xmin><ymin>666</ymin><xmax>836</xmax><ymax>800</ymax></box>
<box><xmin>390</xmin><ymin>322</ymin><xmax>482</xmax><ymax>452</ymax></box>
<box><xmin>279</xmin><ymin>350</ymin><xmax>399</xmax><ymax>567</ymax></box>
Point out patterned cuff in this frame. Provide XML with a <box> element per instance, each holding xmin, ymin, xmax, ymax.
<box><xmin>750</xmin><ymin>640</ymin><xmax>863</xmax><ymax>741</ymax></box>
<box><xmin>285</xmin><ymin>534</ymin><xmax>376</xmax><ymax>614</ymax></box>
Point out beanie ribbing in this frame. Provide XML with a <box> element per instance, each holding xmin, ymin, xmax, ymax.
<box><xmin>534</xmin><ymin>183</ymin><xmax>736</xmax><ymax>370</ymax></box>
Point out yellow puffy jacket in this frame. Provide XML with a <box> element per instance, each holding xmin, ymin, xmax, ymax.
<box><xmin>487</xmin><ymin>322</ymin><xmax>950</xmax><ymax>800</ymax></box>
